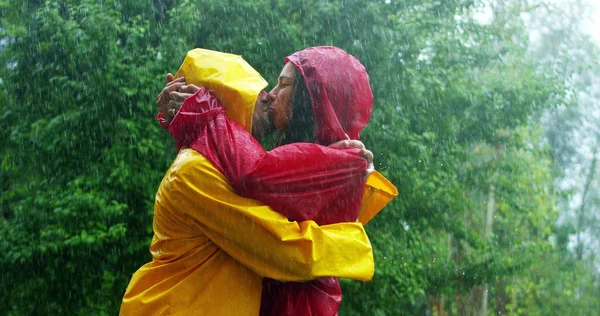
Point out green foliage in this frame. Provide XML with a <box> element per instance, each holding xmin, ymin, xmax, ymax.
<box><xmin>0</xmin><ymin>0</ymin><xmax>598</xmax><ymax>314</ymax></box>
<box><xmin>0</xmin><ymin>0</ymin><xmax>175</xmax><ymax>313</ymax></box>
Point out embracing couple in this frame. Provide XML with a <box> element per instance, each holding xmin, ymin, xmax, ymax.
<box><xmin>121</xmin><ymin>46</ymin><xmax>397</xmax><ymax>315</ymax></box>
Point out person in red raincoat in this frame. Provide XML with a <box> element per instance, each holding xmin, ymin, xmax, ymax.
<box><xmin>259</xmin><ymin>47</ymin><xmax>376</xmax><ymax>316</ymax></box>
<box><xmin>160</xmin><ymin>47</ymin><xmax>387</xmax><ymax>315</ymax></box>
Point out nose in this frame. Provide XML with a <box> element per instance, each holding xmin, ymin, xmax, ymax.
<box><xmin>257</xmin><ymin>90</ymin><xmax>268</xmax><ymax>103</ymax></box>
<box><xmin>267</xmin><ymin>86</ymin><xmax>278</xmax><ymax>102</ymax></box>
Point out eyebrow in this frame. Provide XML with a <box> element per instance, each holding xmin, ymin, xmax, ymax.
<box><xmin>279</xmin><ymin>75</ymin><xmax>293</xmax><ymax>81</ymax></box>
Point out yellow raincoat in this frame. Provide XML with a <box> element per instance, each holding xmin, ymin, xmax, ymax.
<box><xmin>120</xmin><ymin>49</ymin><xmax>397</xmax><ymax>315</ymax></box>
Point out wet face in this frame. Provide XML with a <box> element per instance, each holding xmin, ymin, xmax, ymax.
<box><xmin>251</xmin><ymin>90</ymin><xmax>272</xmax><ymax>140</ymax></box>
<box><xmin>267</xmin><ymin>62</ymin><xmax>296</xmax><ymax>131</ymax></box>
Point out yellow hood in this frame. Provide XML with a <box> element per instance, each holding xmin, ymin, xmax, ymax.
<box><xmin>175</xmin><ymin>48</ymin><xmax>268</xmax><ymax>133</ymax></box>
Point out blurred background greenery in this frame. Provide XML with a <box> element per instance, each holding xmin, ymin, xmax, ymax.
<box><xmin>1</xmin><ymin>0</ymin><xmax>598</xmax><ymax>314</ymax></box>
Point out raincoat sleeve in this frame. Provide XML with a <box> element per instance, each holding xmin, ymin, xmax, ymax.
<box><xmin>166</xmin><ymin>149</ymin><xmax>375</xmax><ymax>282</ymax></box>
<box><xmin>359</xmin><ymin>171</ymin><xmax>398</xmax><ymax>225</ymax></box>
<box><xmin>238</xmin><ymin>144</ymin><xmax>367</xmax><ymax>224</ymax></box>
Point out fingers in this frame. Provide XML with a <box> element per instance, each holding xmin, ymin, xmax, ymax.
<box><xmin>168</xmin><ymin>99</ymin><xmax>183</xmax><ymax>110</ymax></box>
<box><xmin>160</xmin><ymin>99</ymin><xmax>183</xmax><ymax>120</ymax></box>
<box><xmin>156</xmin><ymin>76</ymin><xmax>202</xmax><ymax>122</ymax></box>
<box><xmin>169</xmin><ymin>84</ymin><xmax>201</xmax><ymax>101</ymax></box>
<box><xmin>360</xmin><ymin>148</ymin><xmax>374</xmax><ymax>179</ymax></box>
<box><xmin>169</xmin><ymin>91</ymin><xmax>195</xmax><ymax>102</ymax></box>
<box><xmin>327</xmin><ymin>140</ymin><xmax>345</xmax><ymax>148</ymax></box>
<box><xmin>166</xmin><ymin>76</ymin><xmax>185</xmax><ymax>87</ymax></box>
<box><xmin>350</xmin><ymin>140</ymin><xmax>366</xmax><ymax>149</ymax></box>
<box><xmin>178</xmin><ymin>84</ymin><xmax>201</xmax><ymax>94</ymax></box>
<box><xmin>329</xmin><ymin>139</ymin><xmax>365</xmax><ymax>149</ymax></box>
<box><xmin>158</xmin><ymin>77</ymin><xmax>185</xmax><ymax>99</ymax></box>
<box><xmin>360</xmin><ymin>148</ymin><xmax>373</xmax><ymax>164</ymax></box>
<box><xmin>158</xmin><ymin>82</ymin><xmax>184</xmax><ymax>101</ymax></box>
<box><xmin>364</xmin><ymin>162</ymin><xmax>375</xmax><ymax>179</ymax></box>
<box><xmin>326</xmin><ymin>139</ymin><xmax>374</xmax><ymax>178</ymax></box>
<box><xmin>165</xmin><ymin>80</ymin><xmax>185</xmax><ymax>92</ymax></box>
<box><xmin>157</xmin><ymin>81</ymin><xmax>185</xmax><ymax>102</ymax></box>
<box><xmin>158</xmin><ymin>77</ymin><xmax>196</xmax><ymax>102</ymax></box>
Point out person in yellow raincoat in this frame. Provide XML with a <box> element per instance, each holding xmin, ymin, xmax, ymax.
<box><xmin>120</xmin><ymin>49</ymin><xmax>397</xmax><ymax>315</ymax></box>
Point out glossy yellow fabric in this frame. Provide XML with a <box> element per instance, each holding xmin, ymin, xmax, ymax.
<box><xmin>175</xmin><ymin>48</ymin><xmax>268</xmax><ymax>133</ymax></box>
<box><xmin>359</xmin><ymin>171</ymin><xmax>399</xmax><ymax>225</ymax></box>
<box><xmin>121</xmin><ymin>149</ymin><xmax>375</xmax><ymax>315</ymax></box>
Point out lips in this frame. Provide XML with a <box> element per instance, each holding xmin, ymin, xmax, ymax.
<box><xmin>258</xmin><ymin>97</ymin><xmax>271</xmax><ymax>112</ymax></box>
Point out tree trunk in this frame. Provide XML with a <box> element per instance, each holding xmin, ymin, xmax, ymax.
<box><xmin>480</xmin><ymin>185</ymin><xmax>496</xmax><ymax>316</ymax></box>
<box><xmin>576</xmin><ymin>135</ymin><xmax>599</xmax><ymax>260</ymax></box>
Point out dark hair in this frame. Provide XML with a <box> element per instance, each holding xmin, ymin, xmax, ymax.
<box><xmin>276</xmin><ymin>69</ymin><xmax>315</xmax><ymax>146</ymax></box>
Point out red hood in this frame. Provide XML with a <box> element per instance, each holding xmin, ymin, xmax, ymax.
<box><xmin>285</xmin><ymin>46</ymin><xmax>373</xmax><ymax>145</ymax></box>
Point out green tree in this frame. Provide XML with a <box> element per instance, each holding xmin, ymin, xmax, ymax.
<box><xmin>0</xmin><ymin>0</ymin><xmax>594</xmax><ymax>314</ymax></box>
<box><xmin>0</xmin><ymin>0</ymin><xmax>177</xmax><ymax>313</ymax></box>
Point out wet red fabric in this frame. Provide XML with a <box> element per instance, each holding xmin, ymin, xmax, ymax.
<box><xmin>285</xmin><ymin>46</ymin><xmax>373</xmax><ymax>145</ymax></box>
<box><xmin>260</xmin><ymin>277</ymin><xmax>342</xmax><ymax>316</ymax></box>
<box><xmin>158</xmin><ymin>46</ymin><xmax>373</xmax><ymax>316</ymax></box>
<box><xmin>159</xmin><ymin>89</ymin><xmax>366</xmax><ymax>226</ymax></box>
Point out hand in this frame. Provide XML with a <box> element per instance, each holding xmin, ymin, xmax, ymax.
<box><xmin>157</xmin><ymin>73</ymin><xmax>186</xmax><ymax>121</ymax></box>
<box><xmin>167</xmin><ymin>83</ymin><xmax>202</xmax><ymax>111</ymax></box>
<box><xmin>329</xmin><ymin>140</ymin><xmax>375</xmax><ymax>179</ymax></box>
<box><xmin>157</xmin><ymin>74</ymin><xmax>203</xmax><ymax>121</ymax></box>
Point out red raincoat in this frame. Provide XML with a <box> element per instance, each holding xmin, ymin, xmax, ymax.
<box><xmin>162</xmin><ymin>47</ymin><xmax>376</xmax><ymax>316</ymax></box>
<box><xmin>260</xmin><ymin>46</ymin><xmax>375</xmax><ymax>316</ymax></box>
